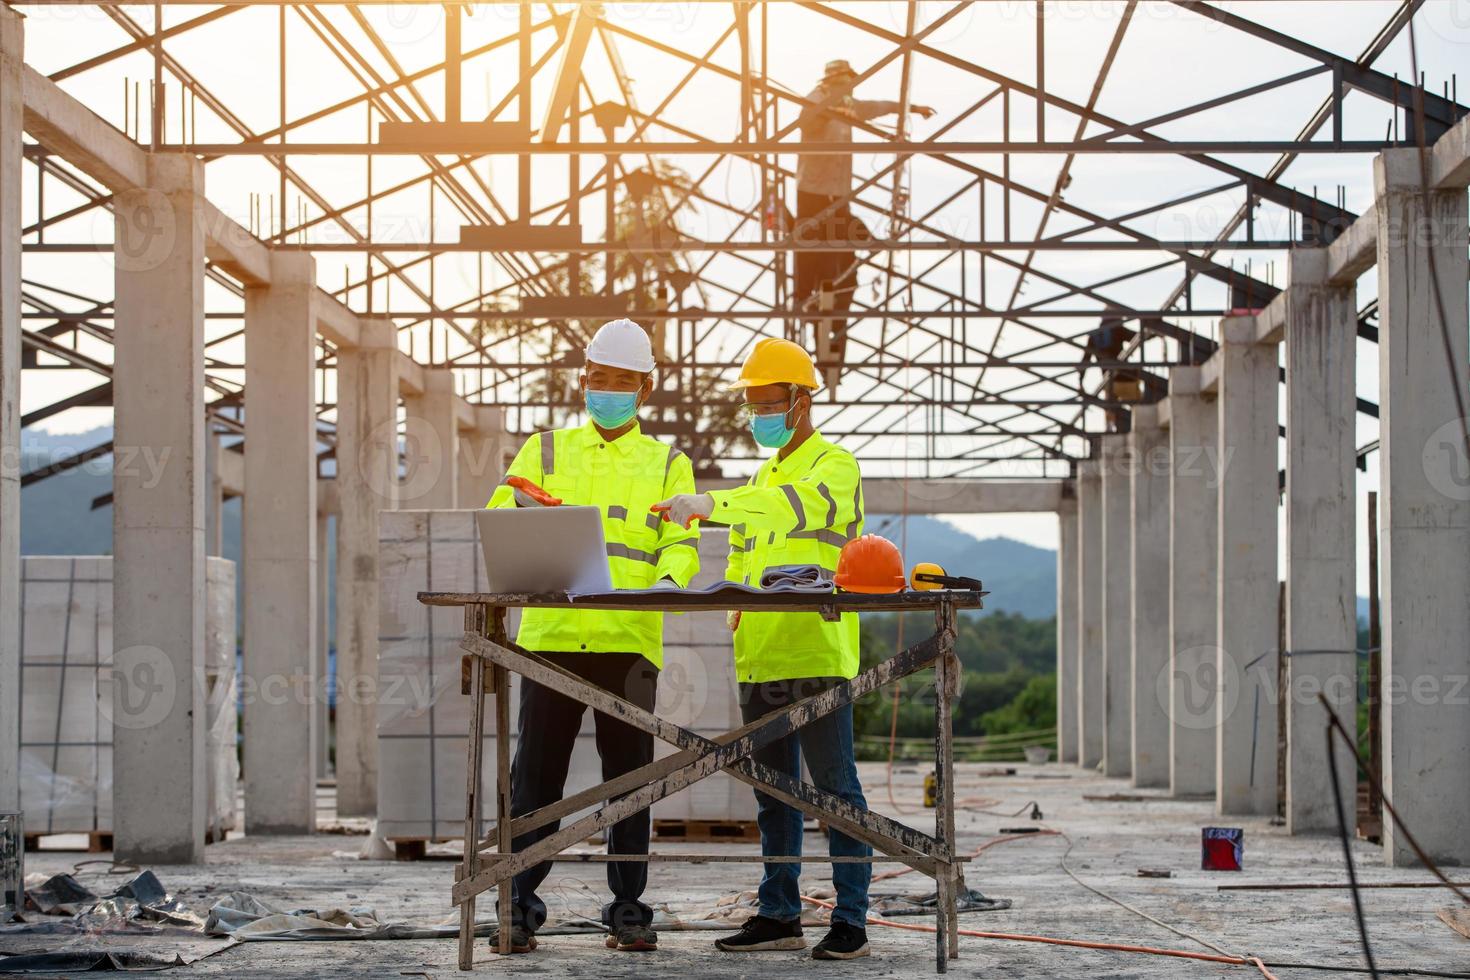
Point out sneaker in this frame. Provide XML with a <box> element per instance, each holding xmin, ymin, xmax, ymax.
<box><xmin>714</xmin><ymin>914</ymin><xmax>806</xmax><ymax>952</ymax></box>
<box><xmin>812</xmin><ymin>922</ymin><xmax>870</xmax><ymax>960</ymax></box>
<box><xmin>605</xmin><ymin>924</ymin><xmax>658</xmax><ymax>952</ymax></box>
<box><xmin>485</xmin><ymin>923</ymin><xmax>536</xmax><ymax>954</ymax></box>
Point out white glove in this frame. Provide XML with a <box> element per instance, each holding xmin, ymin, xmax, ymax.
<box><xmin>652</xmin><ymin>492</ymin><xmax>715</xmax><ymax>529</ymax></box>
<box><xmin>651</xmin><ymin>578</ymin><xmax>680</xmax><ymax>591</ymax></box>
<box><xmin>726</xmin><ymin>610</ymin><xmax>741</xmax><ymax>631</ymax></box>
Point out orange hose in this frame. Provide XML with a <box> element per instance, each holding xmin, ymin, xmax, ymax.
<box><xmin>799</xmin><ymin>894</ymin><xmax>1280</xmax><ymax>978</ymax></box>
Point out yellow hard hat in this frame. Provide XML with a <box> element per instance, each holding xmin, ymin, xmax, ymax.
<box><xmin>728</xmin><ymin>337</ymin><xmax>821</xmax><ymax>391</ymax></box>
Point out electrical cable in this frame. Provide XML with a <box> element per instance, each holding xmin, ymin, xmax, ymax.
<box><xmin>799</xmin><ymin>892</ymin><xmax>1281</xmax><ymax>978</ymax></box>
<box><xmin>1316</xmin><ymin>694</ymin><xmax>1470</xmax><ymax>907</ymax></box>
<box><xmin>872</xmin><ymin>828</ymin><xmax>1058</xmax><ymax>883</ymax></box>
<box><xmin>1327</xmin><ymin>715</ymin><xmax>1379</xmax><ymax>978</ymax></box>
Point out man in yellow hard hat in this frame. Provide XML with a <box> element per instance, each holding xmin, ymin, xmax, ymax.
<box><xmin>484</xmin><ymin>318</ymin><xmax>700</xmax><ymax>955</ymax></box>
<box><xmin>653</xmin><ymin>337</ymin><xmax>872</xmax><ymax>961</ymax></box>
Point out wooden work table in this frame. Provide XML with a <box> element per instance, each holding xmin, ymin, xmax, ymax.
<box><xmin>418</xmin><ymin>587</ymin><xmax>983</xmax><ymax>973</ymax></box>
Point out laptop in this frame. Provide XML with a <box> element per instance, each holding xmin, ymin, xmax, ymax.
<box><xmin>474</xmin><ymin>506</ymin><xmax>614</xmax><ymax>595</ymax></box>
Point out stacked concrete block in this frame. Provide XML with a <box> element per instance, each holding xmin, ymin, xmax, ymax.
<box><xmin>652</xmin><ymin>533</ymin><xmax>756</xmax><ymax>823</ymax></box>
<box><xmin>376</xmin><ymin>513</ymin><xmax>754</xmax><ymax>841</ymax></box>
<box><xmin>18</xmin><ymin>556</ymin><xmax>237</xmax><ymax>839</ymax></box>
<box><xmin>19</xmin><ymin>557</ymin><xmax>113</xmax><ymax>836</ymax></box>
<box><xmin>204</xmin><ymin>559</ymin><xmax>239</xmax><ymax>840</ymax></box>
<box><xmin>376</xmin><ymin>510</ymin><xmax>600</xmax><ymax>842</ymax></box>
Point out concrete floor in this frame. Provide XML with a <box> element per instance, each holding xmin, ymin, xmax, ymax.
<box><xmin>15</xmin><ymin>762</ymin><xmax>1469</xmax><ymax>978</ymax></box>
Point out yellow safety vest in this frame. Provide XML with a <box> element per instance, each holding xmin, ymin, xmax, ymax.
<box><xmin>706</xmin><ymin>431</ymin><xmax>864</xmax><ymax>683</ymax></box>
<box><xmin>485</xmin><ymin>421</ymin><xmax>699</xmax><ymax>667</ymax></box>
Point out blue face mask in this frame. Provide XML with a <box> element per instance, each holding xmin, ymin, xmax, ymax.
<box><xmin>750</xmin><ymin>409</ymin><xmax>796</xmax><ymax>449</ymax></box>
<box><xmin>584</xmin><ymin>388</ymin><xmax>639</xmax><ymax>429</ymax></box>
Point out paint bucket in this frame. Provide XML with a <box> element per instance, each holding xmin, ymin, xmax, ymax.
<box><xmin>1202</xmin><ymin>826</ymin><xmax>1243</xmax><ymax>871</ymax></box>
<box><xmin>0</xmin><ymin>812</ymin><xmax>21</xmax><ymax>923</ymax></box>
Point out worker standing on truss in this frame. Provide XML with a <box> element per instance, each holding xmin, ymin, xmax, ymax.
<box><xmin>795</xmin><ymin>59</ymin><xmax>934</xmax><ymax>361</ymax></box>
<box><xmin>482</xmin><ymin>319</ymin><xmax>700</xmax><ymax>955</ymax></box>
<box><xmin>653</xmin><ymin>338</ymin><xmax>873</xmax><ymax>961</ymax></box>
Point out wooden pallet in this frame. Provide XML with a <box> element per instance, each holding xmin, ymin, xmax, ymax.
<box><xmin>653</xmin><ymin>819</ymin><xmax>759</xmax><ymax>843</ymax></box>
<box><xmin>25</xmin><ymin>831</ymin><xmax>113</xmax><ymax>853</ymax></box>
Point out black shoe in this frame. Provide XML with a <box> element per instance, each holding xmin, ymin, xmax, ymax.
<box><xmin>486</xmin><ymin>923</ymin><xmax>536</xmax><ymax>954</ymax></box>
<box><xmin>605</xmin><ymin>924</ymin><xmax>658</xmax><ymax>951</ymax></box>
<box><xmin>714</xmin><ymin>914</ymin><xmax>805</xmax><ymax>952</ymax></box>
<box><xmin>812</xmin><ymin>922</ymin><xmax>870</xmax><ymax>960</ymax></box>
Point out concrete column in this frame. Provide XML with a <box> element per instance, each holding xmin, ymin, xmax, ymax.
<box><xmin>0</xmin><ymin>5</ymin><xmax>22</xmax><ymax>813</ymax></box>
<box><xmin>334</xmin><ymin>318</ymin><xmax>398</xmax><ymax>816</ymax></box>
<box><xmin>1076</xmin><ymin>461</ymin><xmax>1104</xmax><ymax>769</ymax></box>
<box><xmin>316</xmin><ymin>511</ymin><xmax>331</xmax><ymax>781</ymax></box>
<box><xmin>204</xmin><ymin>429</ymin><xmax>224</xmax><ymax>558</ymax></box>
<box><xmin>1100</xmin><ymin>434</ymin><xmax>1133</xmax><ymax>778</ymax></box>
<box><xmin>400</xmin><ymin>369</ymin><xmax>459</xmax><ymax>509</ymax></box>
<box><xmin>457</xmin><ymin>405</ymin><xmax>507</xmax><ymax>509</ymax></box>
<box><xmin>112</xmin><ymin>154</ymin><xmax>208</xmax><ymax>862</ymax></box>
<box><xmin>1216</xmin><ymin>316</ymin><xmax>1280</xmax><ymax>816</ymax></box>
<box><xmin>1130</xmin><ymin>406</ymin><xmax>1170</xmax><ymax>788</ymax></box>
<box><xmin>1055</xmin><ymin>491</ymin><xmax>1079</xmax><ymax>764</ymax></box>
<box><xmin>243</xmin><ymin>252</ymin><xmax>319</xmax><ymax>834</ymax></box>
<box><xmin>1374</xmin><ymin>149</ymin><xmax>1470</xmax><ymax>867</ymax></box>
<box><xmin>1168</xmin><ymin>367</ymin><xmax>1218</xmax><ymax>798</ymax></box>
<box><xmin>1283</xmin><ymin>249</ymin><xmax>1357</xmax><ymax>835</ymax></box>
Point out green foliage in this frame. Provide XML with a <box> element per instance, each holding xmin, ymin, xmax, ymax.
<box><xmin>980</xmin><ymin>674</ymin><xmax>1057</xmax><ymax>736</ymax></box>
<box><xmin>852</xmin><ymin>610</ymin><xmax>1057</xmax><ymax>760</ymax></box>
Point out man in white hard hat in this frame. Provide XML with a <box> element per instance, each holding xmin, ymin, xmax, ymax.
<box><xmin>482</xmin><ymin>318</ymin><xmax>700</xmax><ymax>954</ymax></box>
<box><xmin>796</xmin><ymin>59</ymin><xmax>935</xmax><ymax>360</ymax></box>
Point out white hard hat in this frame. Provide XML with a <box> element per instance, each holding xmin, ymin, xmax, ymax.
<box><xmin>585</xmin><ymin>318</ymin><xmax>656</xmax><ymax>373</ymax></box>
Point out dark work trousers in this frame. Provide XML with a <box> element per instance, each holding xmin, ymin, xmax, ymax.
<box><xmin>794</xmin><ymin>190</ymin><xmax>863</xmax><ymax>346</ymax></box>
<box><xmin>738</xmin><ymin>677</ymin><xmax>872</xmax><ymax>928</ymax></box>
<box><xmin>499</xmin><ymin>651</ymin><xmax>658</xmax><ymax>934</ymax></box>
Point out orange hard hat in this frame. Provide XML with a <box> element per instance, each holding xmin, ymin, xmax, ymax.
<box><xmin>833</xmin><ymin>534</ymin><xmax>907</xmax><ymax>594</ymax></box>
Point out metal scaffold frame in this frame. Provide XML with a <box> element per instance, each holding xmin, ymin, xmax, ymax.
<box><xmin>10</xmin><ymin>0</ymin><xmax>1466</xmax><ymax>483</ymax></box>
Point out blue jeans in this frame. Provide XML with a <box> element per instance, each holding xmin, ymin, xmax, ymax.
<box><xmin>738</xmin><ymin>678</ymin><xmax>871</xmax><ymax>928</ymax></box>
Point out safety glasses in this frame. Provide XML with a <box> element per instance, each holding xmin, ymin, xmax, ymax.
<box><xmin>737</xmin><ymin>397</ymin><xmax>792</xmax><ymax>420</ymax></box>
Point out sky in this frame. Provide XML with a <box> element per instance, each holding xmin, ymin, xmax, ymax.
<box><xmin>15</xmin><ymin>1</ymin><xmax>1470</xmax><ymax>579</ymax></box>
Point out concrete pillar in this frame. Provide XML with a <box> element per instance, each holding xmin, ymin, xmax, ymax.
<box><xmin>457</xmin><ymin>405</ymin><xmax>507</xmax><ymax>509</ymax></box>
<box><xmin>1215</xmin><ymin>316</ymin><xmax>1280</xmax><ymax>816</ymax></box>
<box><xmin>0</xmin><ymin>5</ymin><xmax>22</xmax><ymax>813</ymax></box>
<box><xmin>1055</xmin><ymin>491</ymin><xmax>1079</xmax><ymax>764</ymax></box>
<box><xmin>1129</xmin><ymin>406</ymin><xmax>1170</xmax><ymax>788</ymax></box>
<box><xmin>316</xmin><ymin>511</ymin><xmax>331</xmax><ymax>781</ymax></box>
<box><xmin>1168</xmin><ymin>367</ymin><xmax>1218</xmax><ymax>798</ymax></box>
<box><xmin>400</xmin><ymin>369</ymin><xmax>459</xmax><ymax>509</ymax></box>
<box><xmin>1374</xmin><ymin>149</ymin><xmax>1470</xmax><ymax>867</ymax></box>
<box><xmin>1283</xmin><ymin>249</ymin><xmax>1357</xmax><ymax>835</ymax></box>
<box><xmin>1100</xmin><ymin>434</ymin><xmax>1133</xmax><ymax>779</ymax></box>
<box><xmin>112</xmin><ymin>154</ymin><xmax>208</xmax><ymax>862</ymax></box>
<box><xmin>334</xmin><ymin>318</ymin><xmax>398</xmax><ymax>816</ymax></box>
<box><xmin>243</xmin><ymin>252</ymin><xmax>319</xmax><ymax>834</ymax></box>
<box><xmin>1076</xmin><ymin>461</ymin><xmax>1104</xmax><ymax>769</ymax></box>
<box><xmin>205</xmin><ymin>429</ymin><xmax>224</xmax><ymax>558</ymax></box>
